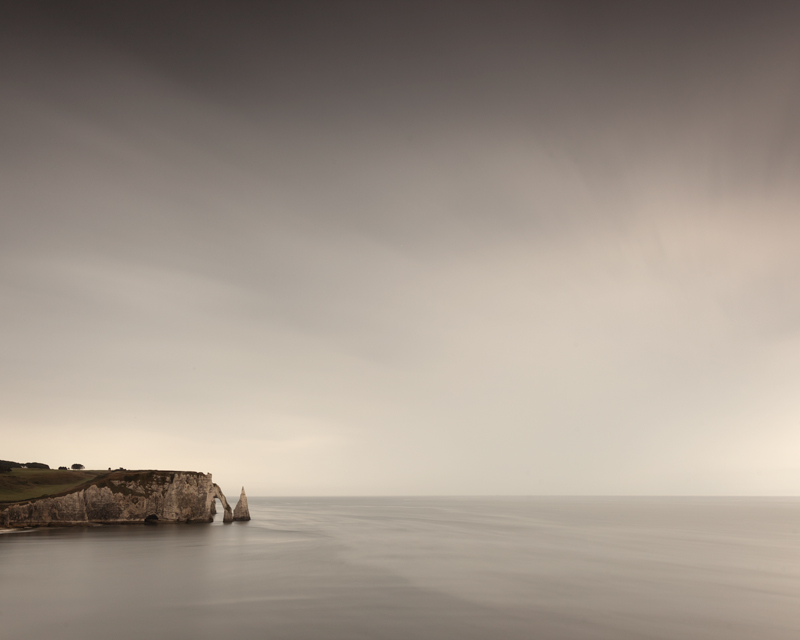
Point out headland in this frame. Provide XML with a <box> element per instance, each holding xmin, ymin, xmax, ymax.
<box><xmin>0</xmin><ymin>465</ymin><xmax>250</xmax><ymax>528</ymax></box>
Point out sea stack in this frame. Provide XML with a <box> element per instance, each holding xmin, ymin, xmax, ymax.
<box><xmin>233</xmin><ymin>487</ymin><xmax>251</xmax><ymax>521</ymax></box>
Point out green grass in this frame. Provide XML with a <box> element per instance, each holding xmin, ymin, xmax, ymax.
<box><xmin>0</xmin><ymin>468</ymin><xmax>102</xmax><ymax>502</ymax></box>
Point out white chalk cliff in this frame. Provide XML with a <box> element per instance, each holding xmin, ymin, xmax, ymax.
<box><xmin>0</xmin><ymin>470</ymin><xmax>239</xmax><ymax>528</ymax></box>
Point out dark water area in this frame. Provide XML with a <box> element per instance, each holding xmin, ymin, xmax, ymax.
<box><xmin>2</xmin><ymin>497</ymin><xmax>799</xmax><ymax>639</ymax></box>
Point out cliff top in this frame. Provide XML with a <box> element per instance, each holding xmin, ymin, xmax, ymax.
<box><xmin>0</xmin><ymin>469</ymin><xmax>208</xmax><ymax>505</ymax></box>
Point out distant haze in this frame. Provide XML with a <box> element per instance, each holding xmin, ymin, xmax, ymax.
<box><xmin>2</xmin><ymin>2</ymin><xmax>800</xmax><ymax>495</ymax></box>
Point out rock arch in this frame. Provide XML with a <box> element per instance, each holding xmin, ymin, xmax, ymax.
<box><xmin>212</xmin><ymin>483</ymin><xmax>233</xmax><ymax>523</ymax></box>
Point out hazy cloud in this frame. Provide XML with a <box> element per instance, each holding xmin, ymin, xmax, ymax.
<box><xmin>2</xmin><ymin>2</ymin><xmax>800</xmax><ymax>494</ymax></box>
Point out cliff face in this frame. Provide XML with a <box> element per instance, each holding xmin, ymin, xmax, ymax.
<box><xmin>0</xmin><ymin>470</ymin><xmax>226</xmax><ymax>528</ymax></box>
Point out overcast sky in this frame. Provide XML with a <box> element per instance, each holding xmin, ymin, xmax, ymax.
<box><xmin>2</xmin><ymin>1</ymin><xmax>800</xmax><ymax>496</ymax></box>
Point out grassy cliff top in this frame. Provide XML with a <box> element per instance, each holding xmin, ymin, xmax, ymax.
<box><xmin>0</xmin><ymin>468</ymin><xmax>103</xmax><ymax>502</ymax></box>
<box><xmin>0</xmin><ymin>469</ymin><xmax>208</xmax><ymax>504</ymax></box>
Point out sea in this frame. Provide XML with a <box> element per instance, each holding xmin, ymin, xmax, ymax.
<box><xmin>1</xmin><ymin>497</ymin><xmax>799</xmax><ymax>639</ymax></box>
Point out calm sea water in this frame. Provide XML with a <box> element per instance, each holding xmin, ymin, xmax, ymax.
<box><xmin>1</xmin><ymin>497</ymin><xmax>799</xmax><ymax>639</ymax></box>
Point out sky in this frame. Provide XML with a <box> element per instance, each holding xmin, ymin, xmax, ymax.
<box><xmin>2</xmin><ymin>1</ymin><xmax>800</xmax><ymax>496</ymax></box>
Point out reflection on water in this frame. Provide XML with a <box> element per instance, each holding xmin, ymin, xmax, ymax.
<box><xmin>1</xmin><ymin>497</ymin><xmax>799</xmax><ymax>639</ymax></box>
